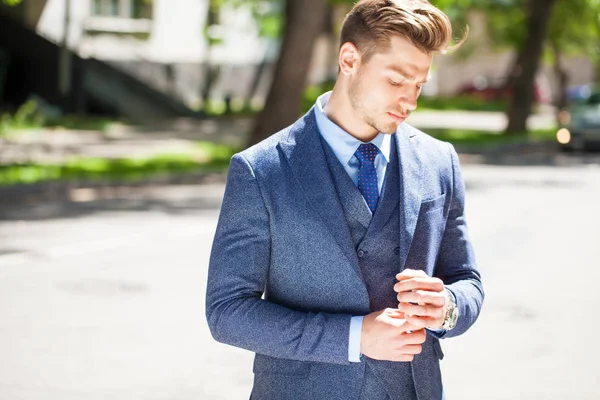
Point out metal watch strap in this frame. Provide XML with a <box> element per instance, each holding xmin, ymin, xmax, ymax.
<box><xmin>441</xmin><ymin>294</ymin><xmax>458</xmax><ymax>330</ymax></box>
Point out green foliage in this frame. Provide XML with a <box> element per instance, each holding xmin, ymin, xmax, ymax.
<box><xmin>427</xmin><ymin>127</ymin><xmax>556</xmax><ymax>147</ymax></box>
<box><xmin>443</xmin><ymin>0</ymin><xmax>600</xmax><ymax>67</ymax></box>
<box><xmin>0</xmin><ymin>142</ymin><xmax>239</xmax><ymax>186</ymax></box>
<box><xmin>547</xmin><ymin>0</ymin><xmax>600</xmax><ymax>59</ymax></box>
<box><xmin>302</xmin><ymin>81</ymin><xmax>336</xmax><ymax>113</ymax></box>
<box><xmin>477</xmin><ymin>0</ymin><xmax>528</xmax><ymax>49</ymax></box>
<box><xmin>195</xmin><ymin>141</ymin><xmax>241</xmax><ymax>163</ymax></box>
<box><xmin>0</xmin><ymin>100</ymin><xmax>45</xmax><ymax>137</ymax></box>
<box><xmin>208</xmin><ymin>0</ymin><xmax>284</xmax><ymax>39</ymax></box>
<box><xmin>0</xmin><ymin>100</ymin><xmax>120</xmax><ymax>136</ymax></box>
<box><xmin>417</xmin><ymin>95</ymin><xmax>508</xmax><ymax>112</ymax></box>
<box><xmin>197</xmin><ymin>98</ymin><xmax>262</xmax><ymax>116</ymax></box>
<box><xmin>1</xmin><ymin>0</ymin><xmax>23</xmax><ymax>6</ymax></box>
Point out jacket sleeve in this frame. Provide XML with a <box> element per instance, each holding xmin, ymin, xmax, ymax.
<box><xmin>205</xmin><ymin>153</ymin><xmax>353</xmax><ymax>364</ymax></box>
<box><xmin>434</xmin><ymin>144</ymin><xmax>484</xmax><ymax>338</ymax></box>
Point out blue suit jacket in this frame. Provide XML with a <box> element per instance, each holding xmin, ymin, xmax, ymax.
<box><xmin>206</xmin><ymin>109</ymin><xmax>484</xmax><ymax>399</ymax></box>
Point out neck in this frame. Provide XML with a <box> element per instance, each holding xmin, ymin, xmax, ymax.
<box><xmin>323</xmin><ymin>85</ymin><xmax>379</xmax><ymax>143</ymax></box>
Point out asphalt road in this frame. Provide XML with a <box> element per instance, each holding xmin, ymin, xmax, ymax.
<box><xmin>1</xmin><ymin>153</ymin><xmax>599</xmax><ymax>400</ymax></box>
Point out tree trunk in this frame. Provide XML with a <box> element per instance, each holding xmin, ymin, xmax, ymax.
<box><xmin>549</xmin><ymin>40</ymin><xmax>568</xmax><ymax>112</ymax></box>
<box><xmin>247</xmin><ymin>0</ymin><xmax>327</xmax><ymax>147</ymax></box>
<box><xmin>505</xmin><ymin>0</ymin><xmax>558</xmax><ymax>134</ymax></box>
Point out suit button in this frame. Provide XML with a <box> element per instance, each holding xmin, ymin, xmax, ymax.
<box><xmin>357</xmin><ymin>249</ymin><xmax>366</xmax><ymax>258</ymax></box>
<box><xmin>394</xmin><ymin>247</ymin><xmax>400</xmax><ymax>255</ymax></box>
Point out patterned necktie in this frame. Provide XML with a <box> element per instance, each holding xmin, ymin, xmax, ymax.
<box><xmin>355</xmin><ymin>143</ymin><xmax>379</xmax><ymax>213</ymax></box>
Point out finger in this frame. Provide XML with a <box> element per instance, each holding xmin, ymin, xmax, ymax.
<box><xmin>397</xmin><ymin>290</ymin><xmax>446</xmax><ymax>306</ymax></box>
<box><xmin>381</xmin><ymin>312</ymin><xmax>413</xmax><ymax>329</ymax></box>
<box><xmin>400</xmin><ymin>313</ymin><xmax>437</xmax><ymax>330</ymax></box>
<box><xmin>391</xmin><ymin>354</ymin><xmax>415</xmax><ymax>362</ymax></box>
<box><xmin>405</xmin><ymin>314</ymin><xmax>443</xmax><ymax>330</ymax></box>
<box><xmin>383</xmin><ymin>308</ymin><xmax>406</xmax><ymax>318</ymax></box>
<box><xmin>388</xmin><ymin>309</ymin><xmax>407</xmax><ymax>319</ymax></box>
<box><xmin>394</xmin><ymin>277</ymin><xmax>444</xmax><ymax>293</ymax></box>
<box><xmin>398</xmin><ymin>302</ymin><xmax>444</xmax><ymax>319</ymax></box>
<box><xmin>396</xmin><ymin>269</ymin><xmax>428</xmax><ymax>281</ymax></box>
<box><xmin>394</xmin><ymin>318</ymin><xmax>424</xmax><ymax>333</ymax></box>
<box><xmin>398</xmin><ymin>329</ymin><xmax>427</xmax><ymax>344</ymax></box>
<box><xmin>395</xmin><ymin>344</ymin><xmax>423</xmax><ymax>355</ymax></box>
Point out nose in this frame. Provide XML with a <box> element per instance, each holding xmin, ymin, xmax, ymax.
<box><xmin>399</xmin><ymin>86</ymin><xmax>419</xmax><ymax>112</ymax></box>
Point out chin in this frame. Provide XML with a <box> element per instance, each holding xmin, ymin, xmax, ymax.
<box><xmin>378</xmin><ymin>123</ymin><xmax>400</xmax><ymax>135</ymax></box>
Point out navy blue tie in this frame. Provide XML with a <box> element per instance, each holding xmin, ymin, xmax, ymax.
<box><xmin>355</xmin><ymin>143</ymin><xmax>379</xmax><ymax>213</ymax></box>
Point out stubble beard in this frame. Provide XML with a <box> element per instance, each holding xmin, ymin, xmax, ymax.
<box><xmin>348</xmin><ymin>79</ymin><xmax>399</xmax><ymax>136</ymax></box>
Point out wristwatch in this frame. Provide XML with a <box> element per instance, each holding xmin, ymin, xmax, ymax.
<box><xmin>441</xmin><ymin>294</ymin><xmax>458</xmax><ymax>331</ymax></box>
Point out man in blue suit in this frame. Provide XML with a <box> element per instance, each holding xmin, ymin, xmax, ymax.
<box><xmin>206</xmin><ymin>0</ymin><xmax>484</xmax><ymax>398</ymax></box>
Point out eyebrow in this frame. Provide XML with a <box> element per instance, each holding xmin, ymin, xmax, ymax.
<box><xmin>388</xmin><ymin>65</ymin><xmax>429</xmax><ymax>84</ymax></box>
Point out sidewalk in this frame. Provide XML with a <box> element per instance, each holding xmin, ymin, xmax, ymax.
<box><xmin>0</xmin><ymin>116</ymin><xmax>253</xmax><ymax>165</ymax></box>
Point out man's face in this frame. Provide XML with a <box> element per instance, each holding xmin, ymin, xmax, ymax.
<box><xmin>347</xmin><ymin>36</ymin><xmax>433</xmax><ymax>135</ymax></box>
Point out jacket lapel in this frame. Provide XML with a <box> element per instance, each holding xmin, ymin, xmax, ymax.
<box><xmin>396</xmin><ymin>124</ymin><xmax>423</xmax><ymax>271</ymax></box>
<box><xmin>278</xmin><ymin>110</ymin><xmax>360</xmax><ymax>275</ymax></box>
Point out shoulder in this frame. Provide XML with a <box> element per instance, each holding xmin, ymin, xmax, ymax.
<box><xmin>400</xmin><ymin>123</ymin><xmax>456</xmax><ymax>163</ymax></box>
<box><xmin>236</xmin><ymin>109</ymin><xmax>316</xmax><ymax>172</ymax></box>
<box><xmin>237</xmin><ymin>130</ymin><xmax>285</xmax><ymax>165</ymax></box>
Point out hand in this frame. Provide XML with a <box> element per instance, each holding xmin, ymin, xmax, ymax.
<box><xmin>360</xmin><ymin>308</ymin><xmax>426</xmax><ymax>362</ymax></box>
<box><xmin>394</xmin><ymin>269</ymin><xmax>448</xmax><ymax>330</ymax></box>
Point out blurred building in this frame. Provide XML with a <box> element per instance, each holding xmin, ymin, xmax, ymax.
<box><xmin>0</xmin><ymin>0</ymin><xmax>278</xmax><ymax>118</ymax></box>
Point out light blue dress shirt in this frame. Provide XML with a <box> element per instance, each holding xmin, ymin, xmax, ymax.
<box><xmin>314</xmin><ymin>92</ymin><xmax>451</xmax><ymax>363</ymax></box>
<box><xmin>314</xmin><ymin>92</ymin><xmax>391</xmax><ymax>363</ymax></box>
<box><xmin>315</xmin><ymin>92</ymin><xmax>392</xmax><ymax>195</ymax></box>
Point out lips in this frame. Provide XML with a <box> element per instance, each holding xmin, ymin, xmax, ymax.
<box><xmin>388</xmin><ymin>112</ymin><xmax>408</xmax><ymax>121</ymax></box>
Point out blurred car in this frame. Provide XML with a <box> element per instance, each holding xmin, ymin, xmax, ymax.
<box><xmin>457</xmin><ymin>75</ymin><xmax>551</xmax><ymax>104</ymax></box>
<box><xmin>557</xmin><ymin>89</ymin><xmax>600</xmax><ymax>151</ymax></box>
<box><xmin>566</xmin><ymin>84</ymin><xmax>592</xmax><ymax>103</ymax></box>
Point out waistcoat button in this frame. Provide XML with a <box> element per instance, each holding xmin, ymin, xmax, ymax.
<box><xmin>394</xmin><ymin>247</ymin><xmax>400</xmax><ymax>255</ymax></box>
<box><xmin>357</xmin><ymin>249</ymin><xmax>366</xmax><ymax>258</ymax></box>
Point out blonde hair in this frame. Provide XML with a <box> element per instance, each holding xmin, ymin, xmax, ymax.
<box><xmin>340</xmin><ymin>0</ymin><xmax>467</xmax><ymax>61</ymax></box>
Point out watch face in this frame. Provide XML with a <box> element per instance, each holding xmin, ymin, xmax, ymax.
<box><xmin>449</xmin><ymin>307</ymin><xmax>459</xmax><ymax>328</ymax></box>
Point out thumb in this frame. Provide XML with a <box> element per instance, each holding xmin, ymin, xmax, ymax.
<box><xmin>387</xmin><ymin>309</ymin><xmax>406</xmax><ymax>319</ymax></box>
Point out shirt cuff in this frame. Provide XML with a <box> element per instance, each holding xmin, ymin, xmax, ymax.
<box><xmin>348</xmin><ymin>316</ymin><xmax>364</xmax><ymax>363</ymax></box>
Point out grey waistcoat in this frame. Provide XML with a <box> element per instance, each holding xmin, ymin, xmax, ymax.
<box><xmin>320</xmin><ymin>134</ymin><xmax>418</xmax><ymax>400</ymax></box>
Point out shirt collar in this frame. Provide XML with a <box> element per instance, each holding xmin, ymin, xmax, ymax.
<box><xmin>314</xmin><ymin>91</ymin><xmax>391</xmax><ymax>167</ymax></box>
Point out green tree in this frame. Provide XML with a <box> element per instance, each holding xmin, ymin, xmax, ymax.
<box><xmin>547</xmin><ymin>0</ymin><xmax>600</xmax><ymax>111</ymax></box>
<box><xmin>505</xmin><ymin>0</ymin><xmax>559</xmax><ymax>134</ymax></box>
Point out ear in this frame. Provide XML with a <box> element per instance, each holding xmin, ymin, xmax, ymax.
<box><xmin>338</xmin><ymin>42</ymin><xmax>361</xmax><ymax>76</ymax></box>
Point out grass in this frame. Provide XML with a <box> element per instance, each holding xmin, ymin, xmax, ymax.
<box><xmin>417</xmin><ymin>96</ymin><xmax>508</xmax><ymax>112</ymax></box>
<box><xmin>0</xmin><ymin>141</ymin><xmax>239</xmax><ymax>187</ymax></box>
<box><xmin>426</xmin><ymin>128</ymin><xmax>557</xmax><ymax>148</ymax></box>
<box><xmin>0</xmin><ymin>128</ymin><xmax>559</xmax><ymax>187</ymax></box>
